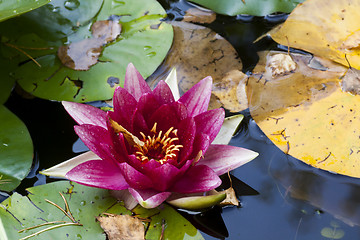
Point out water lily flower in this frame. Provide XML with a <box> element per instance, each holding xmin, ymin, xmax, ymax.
<box><xmin>43</xmin><ymin>63</ymin><xmax>258</xmax><ymax>208</ymax></box>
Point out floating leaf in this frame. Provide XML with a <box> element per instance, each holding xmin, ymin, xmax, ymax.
<box><xmin>0</xmin><ymin>105</ymin><xmax>33</xmax><ymax>192</ymax></box>
<box><xmin>0</xmin><ymin>181</ymin><xmax>203</xmax><ymax>239</ymax></box>
<box><xmin>0</xmin><ymin>181</ymin><xmax>130</xmax><ymax>239</ymax></box>
<box><xmin>188</xmin><ymin>0</ymin><xmax>304</xmax><ymax>17</ymax></box>
<box><xmin>0</xmin><ymin>0</ymin><xmax>50</xmax><ymax>22</ymax></box>
<box><xmin>0</xmin><ymin>0</ymin><xmax>173</xmax><ymax>102</ymax></box>
<box><xmin>0</xmin><ymin>59</ymin><xmax>15</xmax><ymax>104</ymax></box>
<box><xmin>247</xmin><ymin>50</ymin><xmax>360</xmax><ymax>177</ymax></box>
<box><xmin>271</xmin><ymin>0</ymin><xmax>360</xmax><ymax>69</ymax></box>
<box><xmin>147</xmin><ymin>21</ymin><xmax>242</xmax><ymax>111</ymax></box>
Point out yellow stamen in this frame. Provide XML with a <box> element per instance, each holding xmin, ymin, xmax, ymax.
<box><xmin>151</xmin><ymin>122</ymin><xmax>157</xmax><ymax>133</ymax></box>
<box><xmin>110</xmin><ymin>119</ymin><xmax>144</xmax><ymax>147</ymax></box>
<box><xmin>134</xmin><ymin>122</ymin><xmax>183</xmax><ymax>164</ymax></box>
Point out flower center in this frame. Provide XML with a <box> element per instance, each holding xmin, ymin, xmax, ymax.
<box><xmin>135</xmin><ymin>123</ymin><xmax>182</xmax><ymax>164</ymax></box>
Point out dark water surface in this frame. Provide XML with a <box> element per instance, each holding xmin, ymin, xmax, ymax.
<box><xmin>4</xmin><ymin>0</ymin><xmax>360</xmax><ymax>239</ymax></box>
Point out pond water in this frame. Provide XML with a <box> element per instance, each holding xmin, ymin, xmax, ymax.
<box><xmin>4</xmin><ymin>0</ymin><xmax>360</xmax><ymax>239</ymax></box>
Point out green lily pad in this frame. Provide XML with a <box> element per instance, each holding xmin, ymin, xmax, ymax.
<box><xmin>0</xmin><ymin>105</ymin><xmax>33</xmax><ymax>192</ymax></box>
<box><xmin>0</xmin><ymin>0</ymin><xmax>173</xmax><ymax>102</ymax></box>
<box><xmin>0</xmin><ymin>59</ymin><xmax>15</xmax><ymax>104</ymax></box>
<box><xmin>133</xmin><ymin>204</ymin><xmax>204</xmax><ymax>240</ymax></box>
<box><xmin>188</xmin><ymin>0</ymin><xmax>304</xmax><ymax>16</ymax></box>
<box><xmin>0</xmin><ymin>181</ymin><xmax>203</xmax><ymax>239</ymax></box>
<box><xmin>0</xmin><ymin>0</ymin><xmax>50</xmax><ymax>22</ymax></box>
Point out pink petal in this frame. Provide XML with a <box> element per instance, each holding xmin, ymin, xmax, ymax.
<box><xmin>194</xmin><ymin>108</ymin><xmax>225</xmax><ymax>143</ymax></box>
<box><xmin>131</xmin><ymin>109</ymin><xmax>149</xmax><ymax>138</ymax></box>
<box><xmin>110</xmin><ymin>87</ymin><xmax>137</xmax><ymax>130</ymax></box>
<box><xmin>177</xmin><ymin>117</ymin><xmax>196</xmax><ymax>164</ymax></box>
<box><xmin>128</xmin><ymin>188</ymin><xmax>171</xmax><ymax>208</ymax></box>
<box><xmin>170</xmin><ymin>165</ymin><xmax>221</xmax><ymax>193</ymax></box>
<box><xmin>118</xmin><ymin>162</ymin><xmax>154</xmax><ymax>190</ymax></box>
<box><xmin>148</xmin><ymin>104</ymin><xmax>182</xmax><ymax>132</ymax></box>
<box><xmin>62</xmin><ymin>101</ymin><xmax>107</xmax><ymax>129</ymax></box>
<box><xmin>105</xmin><ymin>121</ymin><xmax>130</xmax><ymax>160</ymax></box>
<box><xmin>178</xmin><ymin>76</ymin><xmax>212</xmax><ymax>117</ymax></box>
<box><xmin>110</xmin><ymin>189</ymin><xmax>138</xmax><ymax>210</ymax></box>
<box><xmin>139</xmin><ymin>160</ymin><xmax>182</xmax><ymax>192</ymax></box>
<box><xmin>124</xmin><ymin>63</ymin><xmax>151</xmax><ymax>101</ymax></box>
<box><xmin>198</xmin><ymin>144</ymin><xmax>259</xmax><ymax>176</ymax></box>
<box><xmin>136</xmin><ymin>93</ymin><xmax>161</xmax><ymax>122</ymax></box>
<box><xmin>152</xmin><ymin>80</ymin><xmax>175</xmax><ymax>105</ymax></box>
<box><xmin>188</xmin><ymin>133</ymin><xmax>210</xmax><ymax>161</ymax></box>
<box><xmin>74</xmin><ymin>125</ymin><xmax>122</xmax><ymax>164</ymax></box>
<box><xmin>66</xmin><ymin>160</ymin><xmax>129</xmax><ymax>190</ymax></box>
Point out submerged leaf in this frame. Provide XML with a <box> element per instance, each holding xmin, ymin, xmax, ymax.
<box><xmin>271</xmin><ymin>0</ymin><xmax>360</xmax><ymax>69</ymax></box>
<box><xmin>183</xmin><ymin>7</ymin><xmax>216</xmax><ymax>24</ymax></box>
<box><xmin>247</xmin><ymin>51</ymin><xmax>360</xmax><ymax>177</ymax></box>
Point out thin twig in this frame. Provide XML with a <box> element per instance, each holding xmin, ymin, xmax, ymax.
<box><xmin>19</xmin><ymin>222</ymin><xmax>81</xmax><ymax>240</ymax></box>
<box><xmin>58</xmin><ymin>192</ymin><xmax>76</xmax><ymax>222</ymax></box>
<box><xmin>45</xmin><ymin>199</ymin><xmax>74</xmax><ymax>223</ymax></box>
<box><xmin>159</xmin><ymin>219</ymin><xmax>165</xmax><ymax>240</ymax></box>
<box><xmin>3</xmin><ymin>42</ymin><xmax>41</xmax><ymax>67</ymax></box>
<box><xmin>18</xmin><ymin>221</ymin><xmax>68</xmax><ymax>233</ymax></box>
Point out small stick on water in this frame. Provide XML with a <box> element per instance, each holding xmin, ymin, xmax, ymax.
<box><xmin>18</xmin><ymin>221</ymin><xmax>68</xmax><ymax>232</ymax></box>
<box><xmin>19</xmin><ymin>222</ymin><xmax>81</xmax><ymax>240</ymax></box>
<box><xmin>58</xmin><ymin>192</ymin><xmax>76</xmax><ymax>222</ymax></box>
<box><xmin>3</xmin><ymin>42</ymin><xmax>41</xmax><ymax>67</ymax></box>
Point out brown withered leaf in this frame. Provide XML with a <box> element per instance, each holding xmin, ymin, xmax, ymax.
<box><xmin>58</xmin><ymin>39</ymin><xmax>103</xmax><ymax>71</ymax></box>
<box><xmin>91</xmin><ymin>20</ymin><xmax>122</xmax><ymax>42</ymax></box>
<box><xmin>183</xmin><ymin>7</ymin><xmax>216</xmax><ymax>24</ymax></box>
<box><xmin>58</xmin><ymin>20</ymin><xmax>121</xmax><ymax>71</ymax></box>
<box><xmin>218</xmin><ymin>187</ymin><xmax>239</xmax><ymax>207</ymax></box>
<box><xmin>212</xmin><ymin>69</ymin><xmax>248</xmax><ymax>112</ymax></box>
<box><xmin>147</xmin><ymin>21</ymin><xmax>243</xmax><ymax>111</ymax></box>
<box><xmin>341</xmin><ymin>68</ymin><xmax>360</xmax><ymax>95</ymax></box>
<box><xmin>97</xmin><ymin>214</ymin><xmax>145</xmax><ymax>240</ymax></box>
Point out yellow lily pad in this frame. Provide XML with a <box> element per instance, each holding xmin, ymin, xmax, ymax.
<box><xmin>247</xmin><ymin>51</ymin><xmax>360</xmax><ymax>178</ymax></box>
<box><xmin>271</xmin><ymin>0</ymin><xmax>360</xmax><ymax>69</ymax></box>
